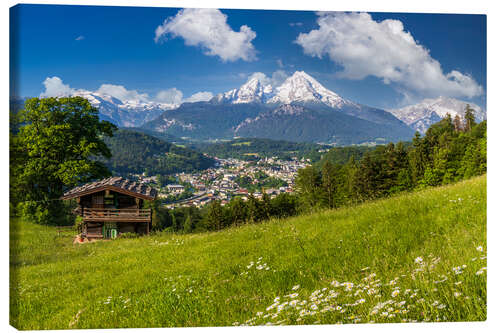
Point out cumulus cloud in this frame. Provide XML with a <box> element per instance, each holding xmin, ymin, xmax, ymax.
<box><xmin>40</xmin><ymin>76</ymin><xmax>76</xmax><ymax>97</ymax></box>
<box><xmin>97</xmin><ymin>84</ymin><xmax>150</xmax><ymax>102</ymax></box>
<box><xmin>184</xmin><ymin>91</ymin><xmax>214</xmax><ymax>103</ymax></box>
<box><xmin>75</xmin><ymin>35</ymin><xmax>85</xmax><ymax>41</ymax></box>
<box><xmin>295</xmin><ymin>12</ymin><xmax>483</xmax><ymax>98</ymax></box>
<box><xmin>246</xmin><ymin>70</ymin><xmax>289</xmax><ymax>87</ymax></box>
<box><xmin>154</xmin><ymin>8</ymin><xmax>257</xmax><ymax>62</ymax></box>
<box><xmin>39</xmin><ymin>76</ymin><xmax>213</xmax><ymax>106</ymax></box>
<box><xmin>154</xmin><ymin>88</ymin><xmax>184</xmax><ymax>104</ymax></box>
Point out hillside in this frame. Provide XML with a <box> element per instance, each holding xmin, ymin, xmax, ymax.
<box><xmin>10</xmin><ymin>175</ymin><xmax>486</xmax><ymax>329</ymax></box>
<box><xmin>141</xmin><ymin>71</ymin><xmax>415</xmax><ymax>145</ymax></box>
<box><xmin>233</xmin><ymin>104</ymin><xmax>414</xmax><ymax>145</ymax></box>
<box><xmin>100</xmin><ymin>129</ymin><xmax>215</xmax><ymax>176</ymax></box>
<box><xmin>193</xmin><ymin>137</ymin><xmax>325</xmax><ymax>161</ymax></box>
<box><xmin>141</xmin><ymin>102</ymin><xmax>266</xmax><ymax>141</ymax></box>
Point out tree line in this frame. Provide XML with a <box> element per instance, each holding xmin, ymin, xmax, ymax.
<box><xmin>295</xmin><ymin>105</ymin><xmax>486</xmax><ymax>211</ymax></box>
<box><xmin>147</xmin><ymin>106</ymin><xmax>486</xmax><ymax>234</ymax></box>
<box><xmin>10</xmin><ymin>97</ymin><xmax>486</xmax><ymax>230</ymax></box>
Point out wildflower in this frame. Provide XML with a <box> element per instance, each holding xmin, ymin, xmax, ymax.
<box><xmin>454</xmin><ymin>292</ymin><xmax>462</xmax><ymax>297</ymax></box>
<box><xmin>330</xmin><ymin>280</ymin><xmax>341</xmax><ymax>287</ymax></box>
<box><xmin>415</xmin><ymin>257</ymin><xmax>424</xmax><ymax>264</ymax></box>
<box><xmin>344</xmin><ymin>282</ymin><xmax>354</xmax><ymax>291</ymax></box>
<box><xmin>391</xmin><ymin>289</ymin><xmax>400</xmax><ymax>297</ymax></box>
<box><xmin>292</xmin><ymin>285</ymin><xmax>300</xmax><ymax>291</ymax></box>
<box><xmin>437</xmin><ymin>304</ymin><xmax>446</xmax><ymax>309</ymax></box>
<box><xmin>266</xmin><ymin>304</ymin><xmax>276</xmax><ymax>312</ymax></box>
<box><xmin>476</xmin><ymin>246</ymin><xmax>484</xmax><ymax>252</ymax></box>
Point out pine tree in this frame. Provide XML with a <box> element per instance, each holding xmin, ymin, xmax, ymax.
<box><xmin>295</xmin><ymin>166</ymin><xmax>322</xmax><ymax>211</ymax></box>
<box><xmin>464</xmin><ymin>104</ymin><xmax>476</xmax><ymax>132</ymax></box>
<box><xmin>183</xmin><ymin>214</ymin><xmax>194</xmax><ymax>233</ymax></box>
<box><xmin>321</xmin><ymin>160</ymin><xmax>337</xmax><ymax>208</ymax></box>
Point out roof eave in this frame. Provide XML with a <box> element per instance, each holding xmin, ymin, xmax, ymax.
<box><xmin>61</xmin><ymin>185</ymin><xmax>156</xmax><ymax>201</ymax></box>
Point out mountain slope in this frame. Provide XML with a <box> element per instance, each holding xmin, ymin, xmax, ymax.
<box><xmin>142</xmin><ymin>101</ymin><xmax>267</xmax><ymax>141</ymax></box>
<box><xmin>99</xmin><ymin>129</ymin><xmax>214</xmax><ymax>175</ymax></box>
<box><xmin>389</xmin><ymin>97</ymin><xmax>486</xmax><ymax>133</ymax></box>
<box><xmin>234</xmin><ymin>104</ymin><xmax>414</xmax><ymax>145</ymax></box>
<box><xmin>212</xmin><ymin>76</ymin><xmax>273</xmax><ymax>104</ymax></box>
<box><xmin>10</xmin><ymin>175</ymin><xmax>486</xmax><ymax>329</ymax></box>
<box><xmin>144</xmin><ymin>71</ymin><xmax>415</xmax><ymax>144</ymax></box>
<box><xmin>74</xmin><ymin>91</ymin><xmax>177</xmax><ymax>127</ymax></box>
<box><xmin>267</xmin><ymin>71</ymin><xmax>353</xmax><ymax>109</ymax></box>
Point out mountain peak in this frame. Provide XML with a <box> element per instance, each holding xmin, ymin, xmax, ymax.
<box><xmin>213</xmin><ymin>75</ymin><xmax>273</xmax><ymax>104</ymax></box>
<box><xmin>388</xmin><ymin>97</ymin><xmax>486</xmax><ymax>133</ymax></box>
<box><xmin>213</xmin><ymin>70</ymin><xmax>353</xmax><ymax>109</ymax></box>
<box><xmin>268</xmin><ymin>71</ymin><xmax>350</xmax><ymax>109</ymax></box>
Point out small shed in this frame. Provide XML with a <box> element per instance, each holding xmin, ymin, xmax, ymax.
<box><xmin>62</xmin><ymin>177</ymin><xmax>157</xmax><ymax>239</ymax></box>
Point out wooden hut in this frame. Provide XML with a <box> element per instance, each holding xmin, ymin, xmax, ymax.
<box><xmin>61</xmin><ymin>177</ymin><xmax>157</xmax><ymax>239</ymax></box>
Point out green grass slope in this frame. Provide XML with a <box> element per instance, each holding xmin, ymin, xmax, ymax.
<box><xmin>10</xmin><ymin>175</ymin><xmax>487</xmax><ymax>329</ymax></box>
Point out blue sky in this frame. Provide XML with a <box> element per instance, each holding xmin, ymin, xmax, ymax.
<box><xmin>10</xmin><ymin>4</ymin><xmax>486</xmax><ymax>110</ymax></box>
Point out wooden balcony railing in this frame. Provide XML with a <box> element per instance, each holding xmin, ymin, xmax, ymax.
<box><xmin>83</xmin><ymin>208</ymin><xmax>151</xmax><ymax>222</ymax></box>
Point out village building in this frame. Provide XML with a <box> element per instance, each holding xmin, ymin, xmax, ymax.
<box><xmin>61</xmin><ymin>177</ymin><xmax>157</xmax><ymax>239</ymax></box>
<box><xmin>167</xmin><ymin>184</ymin><xmax>185</xmax><ymax>194</ymax></box>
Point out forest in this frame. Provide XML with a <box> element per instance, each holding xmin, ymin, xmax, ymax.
<box><xmin>99</xmin><ymin>129</ymin><xmax>215</xmax><ymax>176</ymax></box>
<box><xmin>147</xmin><ymin>106</ymin><xmax>486</xmax><ymax>234</ymax></box>
<box><xmin>193</xmin><ymin>137</ymin><xmax>325</xmax><ymax>162</ymax></box>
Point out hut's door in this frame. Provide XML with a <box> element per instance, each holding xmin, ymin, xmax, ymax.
<box><xmin>92</xmin><ymin>193</ymin><xmax>104</xmax><ymax>209</ymax></box>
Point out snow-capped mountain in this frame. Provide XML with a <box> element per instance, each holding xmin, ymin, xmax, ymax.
<box><xmin>72</xmin><ymin>90</ymin><xmax>178</xmax><ymax>127</ymax></box>
<box><xmin>213</xmin><ymin>70</ymin><xmax>356</xmax><ymax>109</ymax></box>
<box><xmin>213</xmin><ymin>77</ymin><xmax>273</xmax><ymax>104</ymax></box>
<box><xmin>389</xmin><ymin>97</ymin><xmax>486</xmax><ymax>133</ymax></box>
<box><xmin>267</xmin><ymin>71</ymin><xmax>355</xmax><ymax>109</ymax></box>
<box><xmin>143</xmin><ymin>70</ymin><xmax>415</xmax><ymax>144</ymax></box>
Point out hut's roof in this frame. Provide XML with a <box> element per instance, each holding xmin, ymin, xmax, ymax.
<box><xmin>61</xmin><ymin>177</ymin><xmax>157</xmax><ymax>200</ymax></box>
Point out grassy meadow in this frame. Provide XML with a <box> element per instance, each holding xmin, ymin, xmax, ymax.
<box><xmin>10</xmin><ymin>175</ymin><xmax>487</xmax><ymax>329</ymax></box>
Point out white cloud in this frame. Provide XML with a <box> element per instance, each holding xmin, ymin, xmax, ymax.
<box><xmin>270</xmin><ymin>70</ymin><xmax>288</xmax><ymax>87</ymax></box>
<box><xmin>295</xmin><ymin>12</ymin><xmax>483</xmax><ymax>98</ymax></box>
<box><xmin>154</xmin><ymin>8</ymin><xmax>257</xmax><ymax>62</ymax></box>
<box><xmin>289</xmin><ymin>22</ymin><xmax>303</xmax><ymax>27</ymax></box>
<box><xmin>40</xmin><ymin>76</ymin><xmax>76</xmax><ymax>97</ymax></box>
<box><xmin>75</xmin><ymin>35</ymin><xmax>85</xmax><ymax>41</ymax></box>
<box><xmin>184</xmin><ymin>91</ymin><xmax>214</xmax><ymax>103</ymax></box>
<box><xmin>277</xmin><ymin>59</ymin><xmax>284</xmax><ymax>68</ymax></box>
<box><xmin>155</xmin><ymin>88</ymin><xmax>184</xmax><ymax>104</ymax></box>
<box><xmin>40</xmin><ymin>76</ymin><xmax>214</xmax><ymax>106</ymax></box>
<box><xmin>246</xmin><ymin>70</ymin><xmax>288</xmax><ymax>87</ymax></box>
<box><xmin>97</xmin><ymin>84</ymin><xmax>150</xmax><ymax>102</ymax></box>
